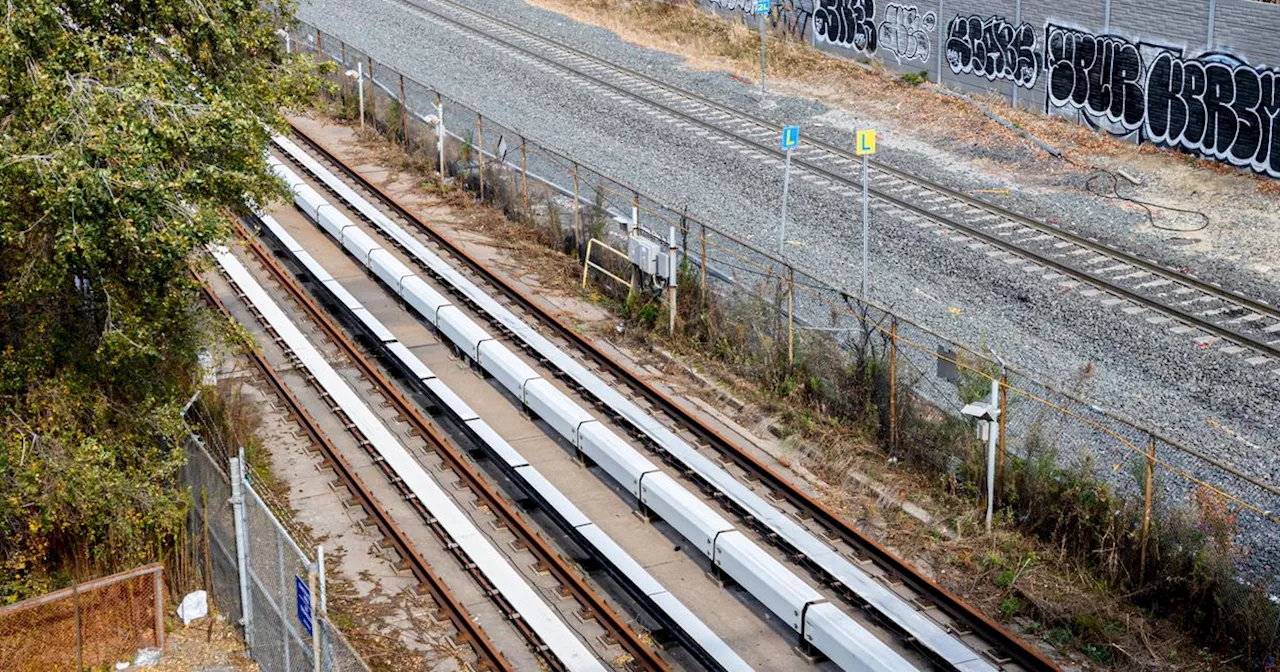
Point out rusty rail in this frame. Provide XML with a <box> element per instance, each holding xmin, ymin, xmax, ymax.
<box><xmin>287</xmin><ymin>120</ymin><xmax>1060</xmax><ymax>672</ymax></box>
<box><xmin>221</xmin><ymin>224</ymin><xmax>670</xmax><ymax>672</ymax></box>
<box><xmin>198</xmin><ymin>277</ymin><xmax>514</xmax><ymax>672</ymax></box>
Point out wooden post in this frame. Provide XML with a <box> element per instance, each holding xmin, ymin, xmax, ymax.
<box><xmin>398</xmin><ymin>73</ymin><xmax>407</xmax><ymax>146</ymax></box>
<box><xmin>366</xmin><ymin>57</ymin><xmax>376</xmax><ymax>126</ymax></box>
<box><xmin>572</xmin><ymin>163</ymin><xmax>581</xmax><ymax>257</ymax></box>
<box><xmin>1140</xmin><ymin>434</ymin><xmax>1156</xmax><ymax>581</ymax></box>
<box><xmin>477</xmin><ymin>115</ymin><xmax>484</xmax><ymax>202</ymax></box>
<box><xmin>520</xmin><ymin>136</ymin><xmax>528</xmax><ymax>213</ymax></box>
<box><xmin>699</xmin><ymin>225</ymin><xmax>707</xmax><ymax>304</ymax></box>
<box><xmin>997</xmin><ymin>370</ymin><xmax>1009</xmax><ymax>500</ymax></box>
<box><xmin>339</xmin><ymin>42</ymin><xmax>347</xmax><ymax>106</ymax></box>
<box><xmin>889</xmin><ymin>319</ymin><xmax>898</xmax><ymax>451</ymax></box>
<box><xmin>72</xmin><ymin>581</ymin><xmax>83</xmax><ymax>671</ymax></box>
<box><xmin>316</xmin><ymin>29</ymin><xmax>322</xmax><ymax>62</ymax></box>
<box><xmin>787</xmin><ymin>266</ymin><xmax>795</xmax><ymax>367</ymax></box>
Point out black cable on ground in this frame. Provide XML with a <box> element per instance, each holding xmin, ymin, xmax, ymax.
<box><xmin>1082</xmin><ymin>170</ymin><xmax>1211</xmax><ymax>233</ymax></box>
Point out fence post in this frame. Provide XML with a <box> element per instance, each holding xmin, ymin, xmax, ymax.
<box><xmin>152</xmin><ymin>566</ymin><xmax>165</xmax><ymax>652</ymax></box>
<box><xmin>309</xmin><ymin>563</ymin><xmax>320</xmax><ymax>672</ymax></box>
<box><xmin>787</xmin><ymin>266</ymin><xmax>795</xmax><ymax>367</ymax></box>
<box><xmin>366</xmin><ymin>57</ymin><xmax>375</xmax><ymax>127</ymax></box>
<box><xmin>230</xmin><ymin>451</ymin><xmax>253</xmax><ymax>646</ymax></box>
<box><xmin>357</xmin><ymin>61</ymin><xmax>365</xmax><ymax>130</ymax></box>
<box><xmin>73</xmin><ymin>581</ymin><xmax>83</xmax><ymax>671</ymax></box>
<box><xmin>997</xmin><ymin>369</ymin><xmax>1008</xmax><ymax>501</ymax></box>
<box><xmin>572</xmin><ymin>163</ymin><xmax>581</xmax><ymax>256</ymax></box>
<box><xmin>520</xmin><ymin>136</ymin><xmax>528</xmax><ymax>213</ymax></box>
<box><xmin>398</xmin><ymin>73</ymin><xmax>407</xmax><ymax>146</ymax></box>
<box><xmin>339</xmin><ymin>42</ymin><xmax>347</xmax><ymax>107</ymax></box>
<box><xmin>477</xmin><ymin>114</ymin><xmax>485</xmax><ymax>202</ymax></box>
<box><xmin>889</xmin><ymin>319</ymin><xmax>898</xmax><ymax>451</ymax></box>
<box><xmin>699</xmin><ymin>225</ymin><xmax>707</xmax><ymax>304</ymax></box>
<box><xmin>435</xmin><ymin>93</ymin><xmax>445</xmax><ymax>183</ymax></box>
<box><xmin>316</xmin><ymin>28</ymin><xmax>322</xmax><ymax>63</ymax></box>
<box><xmin>1140</xmin><ymin>433</ymin><xmax>1156</xmax><ymax>581</ymax></box>
<box><xmin>278</xmin><ymin>534</ymin><xmax>290</xmax><ymax>671</ymax></box>
<box><xmin>669</xmin><ymin>225</ymin><xmax>679</xmax><ymax>336</ymax></box>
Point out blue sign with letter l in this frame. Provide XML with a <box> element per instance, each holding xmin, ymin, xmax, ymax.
<box><xmin>780</xmin><ymin>125</ymin><xmax>800</xmax><ymax>150</ymax></box>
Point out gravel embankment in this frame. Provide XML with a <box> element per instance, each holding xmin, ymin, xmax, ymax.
<box><xmin>295</xmin><ymin>0</ymin><xmax>1279</xmax><ymax>582</ymax></box>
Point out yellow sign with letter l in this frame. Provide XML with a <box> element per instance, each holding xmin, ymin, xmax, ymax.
<box><xmin>856</xmin><ymin>129</ymin><xmax>876</xmax><ymax>155</ymax></box>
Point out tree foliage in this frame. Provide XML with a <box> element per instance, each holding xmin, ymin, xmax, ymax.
<box><xmin>0</xmin><ymin>0</ymin><xmax>319</xmax><ymax>600</ymax></box>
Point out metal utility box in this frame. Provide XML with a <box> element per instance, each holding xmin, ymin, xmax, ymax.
<box><xmin>628</xmin><ymin>235</ymin><xmax>659</xmax><ymax>275</ymax></box>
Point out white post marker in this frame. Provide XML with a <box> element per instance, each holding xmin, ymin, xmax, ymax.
<box><xmin>436</xmin><ymin>97</ymin><xmax>445</xmax><ymax>179</ymax></box>
<box><xmin>356</xmin><ymin>62</ymin><xmax>365</xmax><ymax>129</ymax></box>
<box><xmin>778</xmin><ymin>125</ymin><xmax>800</xmax><ymax>257</ymax></box>
<box><xmin>985</xmin><ymin>377</ymin><xmax>1000</xmax><ymax>533</ymax></box>
<box><xmin>757</xmin><ymin>0</ymin><xmax>770</xmax><ymax>100</ymax></box>
<box><xmin>855</xmin><ymin>129</ymin><xmax>876</xmax><ymax>301</ymax></box>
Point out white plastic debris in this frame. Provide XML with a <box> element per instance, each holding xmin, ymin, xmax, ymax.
<box><xmin>115</xmin><ymin>662</ymin><xmax>129</xmax><ymax>670</ymax></box>
<box><xmin>176</xmin><ymin>590</ymin><xmax>208</xmax><ymax>625</ymax></box>
<box><xmin>133</xmin><ymin>648</ymin><xmax>162</xmax><ymax>666</ymax></box>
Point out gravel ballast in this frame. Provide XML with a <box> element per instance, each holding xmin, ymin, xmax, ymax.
<box><xmin>295</xmin><ymin>0</ymin><xmax>1280</xmax><ymax>583</ymax></box>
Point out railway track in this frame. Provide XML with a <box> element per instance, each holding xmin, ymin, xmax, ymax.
<box><xmin>199</xmin><ymin>280</ymin><xmax>507</xmax><ymax>672</ymax></box>
<box><xmin>278</xmin><ymin>123</ymin><xmax>1062</xmax><ymax>671</ymax></box>
<box><xmin>355</xmin><ymin>0</ymin><xmax>1280</xmax><ymax>370</ymax></box>
<box><xmin>206</xmin><ymin>227</ymin><xmax>669</xmax><ymax>671</ymax></box>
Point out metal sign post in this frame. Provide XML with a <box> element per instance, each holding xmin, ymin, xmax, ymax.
<box><xmin>757</xmin><ymin>0</ymin><xmax>770</xmax><ymax>99</ymax></box>
<box><xmin>855</xmin><ymin>129</ymin><xmax>876</xmax><ymax>301</ymax></box>
<box><xmin>778</xmin><ymin>125</ymin><xmax>800</xmax><ymax>257</ymax></box>
<box><xmin>356</xmin><ymin>62</ymin><xmax>365</xmax><ymax>129</ymax></box>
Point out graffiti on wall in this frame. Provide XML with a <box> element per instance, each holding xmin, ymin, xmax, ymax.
<box><xmin>814</xmin><ymin>0</ymin><xmax>877</xmax><ymax>54</ymax></box>
<box><xmin>705</xmin><ymin>0</ymin><xmax>756</xmax><ymax>14</ymax></box>
<box><xmin>769</xmin><ymin>0</ymin><xmax>816</xmax><ymax>39</ymax></box>
<box><xmin>945</xmin><ymin>16</ymin><xmax>1039</xmax><ymax>88</ymax></box>
<box><xmin>1043</xmin><ymin>24</ymin><xmax>1280</xmax><ymax>178</ymax></box>
<box><xmin>1045</xmin><ymin>25</ymin><xmax>1148</xmax><ymax>132</ymax></box>
<box><xmin>878</xmin><ymin>3</ymin><xmax>936</xmax><ymax>63</ymax></box>
<box><xmin>1145</xmin><ymin>52</ymin><xmax>1280</xmax><ymax>177</ymax></box>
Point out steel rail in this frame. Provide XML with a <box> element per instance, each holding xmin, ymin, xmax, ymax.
<box><xmin>382</xmin><ymin>0</ymin><xmax>1280</xmax><ymax>361</ymax></box>
<box><xmin>228</xmin><ymin>223</ymin><xmax>672</xmax><ymax>672</ymax></box>
<box><xmin>198</xmin><ymin>278</ymin><xmax>513</xmax><ymax>672</ymax></box>
<box><xmin>287</xmin><ymin>121</ymin><xmax>1061</xmax><ymax>672</ymax></box>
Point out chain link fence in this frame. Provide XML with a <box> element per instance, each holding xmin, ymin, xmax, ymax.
<box><xmin>186</xmin><ymin>433</ymin><xmax>369</xmax><ymax>672</ymax></box>
<box><xmin>0</xmin><ymin>564</ymin><xmax>164</xmax><ymax>671</ymax></box>
<box><xmin>289</xmin><ymin>21</ymin><xmax>1279</xmax><ymax>659</ymax></box>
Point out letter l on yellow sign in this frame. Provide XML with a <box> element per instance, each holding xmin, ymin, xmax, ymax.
<box><xmin>856</xmin><ymin>129</ymin><xmax>876</xmax><ymax>155</ymax></box>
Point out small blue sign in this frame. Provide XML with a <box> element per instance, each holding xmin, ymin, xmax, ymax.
<box><xmin>296</xmin><ymin>575</ymin><xmax>313</xmax><ymax>637</ymax></box>
<box><xmin>781</xmin><ymin>125</ymin><xmax>800</xmax><ymax>150</ymax></box>
<box><xmin>756</xmin><ymin>0</ymin><xmax>770</xmax><ymax>13</ymax></box>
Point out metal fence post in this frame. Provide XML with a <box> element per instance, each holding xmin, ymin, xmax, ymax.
<box><xmin>889</xmin><ymin>319</ymin><xmax>898</xmax><ymax>451</ymax></box>
<box><xmin>477</xmin><ymin>114</ymin><xmax>485</xmax><ymax>201</ymax></box>
<box><xmin>520</xmin><ymin>136</ymin><xmax>528</xmax><ymax>213</ymax></box>
<box><xmin>699</xmin><ymin>225</ymin><xmax>707</xmax><ymax>304</ymax></box>
<box><xmin>366</xmin><ymin>57</ymin><xmax>376</xmax><ymax>128</ymax></box>
<box><xmin>399</xmin><ymin>73</ymin><xmax>408</xmax><ymax>146</ymax></box>
<box><xmin>787</xmin><ymin>266</ymin><xmax>795</xmax><ymax>367</ymax></box>
<box><xmin>1141</xmin><ymin>433</ymin><xmax>1156</xmax><ymax>581</ymax></box>
<box><xmin>278</xmin><ymin>533</ymin><xmax>290</xmax><ymax>671</ymax></box>
<box><xmin>72</xmin><ymin>581</ymin><xmax>83</xmax><ymax>671</ymax></box>
<box><xmin>152</xmin><ymin>567</ymin><xmax>165</xmax><ymax>652</ymax></box>
<box><xmin>669</xmin><ymin>225</ymin><xmax>679</xmax><ymax>336</ymax></box>
<box><xmin>357</xmin><ymin>61</ymin><xmax>365</xmax><ymax>130</ymax></box>
<box><xmin>230</xmin><ymin>451</ymin><xmax>253</xmax><ymax>646</ymax></box>
<box><xmin>309</xmin><ymin>563</ymin><xmax>320</xmax><ymax>672</ymax></box>
<box><xmin>339</xmin><ymin>42</ymin><xmax>347</xmax><ymax>107</ymax></box>
<box><xmin>997</xmin><ymin>370</ymin><xmax>1008</xmax><ymax>500</ymax></box>
<box><xmin>435</xmin><ymin>93</ymin><xmax>445</xmax><ymax>182</ymax></box>
<box><xmin>572</xmin><ymin>163</ymin><xmax>581</xmax><ymax>255</ymax></box>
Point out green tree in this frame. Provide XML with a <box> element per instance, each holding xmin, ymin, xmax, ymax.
<box><xmin>0</xmin><ymin>0</ymin><xmax>319</xmax><ymax>600</ymax></box>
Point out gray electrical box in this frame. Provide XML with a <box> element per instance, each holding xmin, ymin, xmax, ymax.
<box><xmin>655</xmin><ymin>251</ymin><xmax>671</xmax><ymax>281</ymax></box>
<box><xmin>628</xmin><ymin>235</ymin><xmax>659</xmax><ymax>275</ymax></box>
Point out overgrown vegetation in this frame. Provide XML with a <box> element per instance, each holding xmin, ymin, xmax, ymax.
<box><xmin>0</xmin><ymin>1</ymin><xmax>320</xmax><ymax>601</ymax></box>
<box><xmin>318</xmin><ymin>72</ymin><xmax>1279</xmax><ymax>666</ymax></box>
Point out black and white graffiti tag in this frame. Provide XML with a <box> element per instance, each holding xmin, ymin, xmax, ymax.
<box><xmin>1146</xmin><ymin>52</ymin><xmax>1280</xmax><ymax>179</ymax></box>
<box><xmin>945</xmin><ymin>15</ymin><xmax>1039</xmax><ymax>88</ymax></box>
<box><xmin>814</xmin><ymin>0</ymin><xmax>877</xmax><ymax>55</ymax></box>
<box><xmin>769</xmin><ymin>0</ymin><xmax>816</xmax><ymax>40</ymax></box>
<box><xmin>706</xmin><ymin>0</ymin><xmax>758</xmax><ymax>14</ymax></box>
<box><xmin>1045</xmin><ymin>25</ymin><xmax>1147</xmax><ymax>133</ymax></box>
<box><xmin>877</xmin><ymin>3</ymin><xmax>935</xmax><ymax>63</ymax></box>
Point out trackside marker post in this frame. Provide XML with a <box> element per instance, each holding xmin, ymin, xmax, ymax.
<box><xmin>856</xmin><ymin>129</ymin><xmax>876</xmax><ymax>301</ymax></box>
<box><xmin>778</xmin><ymin>125</ymin><xmax>799</xmax><ymax>257</ymax></box>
